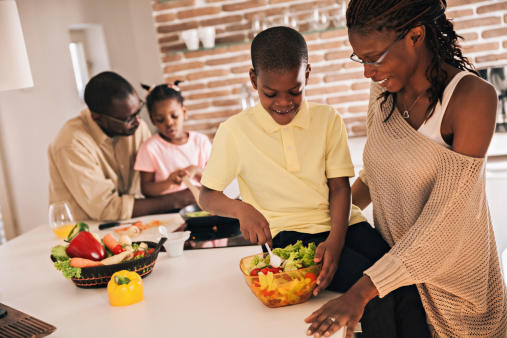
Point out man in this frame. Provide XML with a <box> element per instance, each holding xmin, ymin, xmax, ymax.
<box><xmin>49</xmin><ymin>71</ymin><xmax>194</xmax><ymax>221</ymax></box>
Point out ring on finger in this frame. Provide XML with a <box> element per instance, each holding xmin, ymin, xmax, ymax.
<box><xmin>327</xmin><ymin>317</ymin><xmax>336</xmax><ymax>323</ymax></box>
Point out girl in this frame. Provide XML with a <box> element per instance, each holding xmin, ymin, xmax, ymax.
<box><xmin>305</xmin><ymin>0</ymin><xmax>507</xmax><ymax>337</ymax></box>
<box><xmin>134</xmin><ymin>82</ymin><xmax>211</xmax><ymax>198</ymax></box>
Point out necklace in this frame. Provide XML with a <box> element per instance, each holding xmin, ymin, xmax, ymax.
<box><xmin>400</xmin><ymin>91</ymin><xmax>425</xmax><ymax>119</ymax></box>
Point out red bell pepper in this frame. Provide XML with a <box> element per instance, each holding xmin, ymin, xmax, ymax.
<box><xmin>66</xmin><ymin>231</ymin><xmax>106</xmax><ymax>261</ymax></box>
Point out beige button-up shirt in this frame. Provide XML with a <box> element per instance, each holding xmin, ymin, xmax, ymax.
<box><xmin>48</xmin><ymin>108</ymin><xmax>151</xmax><ymax>221</ymax></box>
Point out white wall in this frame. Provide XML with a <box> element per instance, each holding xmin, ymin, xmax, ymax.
<box><xmin>0</xmin><ymin>0</ymin><xmax>163</xmax><ymax>235</ymax></box>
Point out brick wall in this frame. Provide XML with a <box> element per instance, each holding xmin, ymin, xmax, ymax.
<box><xmin>151</xmin><ymin>0</ymin><xmax>507</xmax><ymax>139</ymax></box>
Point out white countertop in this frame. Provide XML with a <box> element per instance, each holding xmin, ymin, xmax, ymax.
<box><xmin>0</xmin><ymin>216</ymin><xmax>347</xmax><ymax>338</ymax></box>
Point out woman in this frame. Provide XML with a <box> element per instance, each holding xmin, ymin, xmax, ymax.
<box><xmin>305</xmin><ymin>0</ymin><xmax>507</xmax><ymax>337</ymax></box>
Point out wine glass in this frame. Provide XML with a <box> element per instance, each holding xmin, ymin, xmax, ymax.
<box><xmin>251</xmin><ymin>15</ymin><xmax>263</xmax><ymax>37</ymax></box>
<box><xmin>49</xmin><ymin>201</ymin><xmax>75</xmax><ymax>239</ymax></box>
<box><xmin>312</xmin><ymin>8</ymin><xmax>330</xmax><ymax>31</ymax></box>
<box><xmin>331</xmin><ymin>0</ymin><xmax>347</xmax><ymax>28</ymax></box>
<box><xmin>282</xmin><ymin>11</ymin><xmax>298</xmax><ymax>30</ymax></box>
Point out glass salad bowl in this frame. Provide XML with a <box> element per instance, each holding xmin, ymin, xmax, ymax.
<box><xmin>239</xmin><ymin>253</ymin><xmax>322</xmax><ymax>308</ymax></box>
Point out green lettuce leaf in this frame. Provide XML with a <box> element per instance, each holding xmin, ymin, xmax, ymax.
<box><xmin>54</xmin><ymin>260</ymin><xmax>82</xmax><ymax>279</ymax></box>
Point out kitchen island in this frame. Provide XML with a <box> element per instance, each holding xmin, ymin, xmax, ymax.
<box><xmin>0</xmin><ymin>217</ymin><xmax>348</xmax><ymax>338</ymax></box>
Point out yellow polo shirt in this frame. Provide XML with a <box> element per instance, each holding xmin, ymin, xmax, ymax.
<box><xmin>201</xmin><ymin>102</ymin><xmax>366</xmax><ymax>237</ymax></box>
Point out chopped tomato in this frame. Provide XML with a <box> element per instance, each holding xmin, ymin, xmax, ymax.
<box><xmin>305</xmin><ymin>272</ymin><xmax>317</xmax><ymax>281</ymax></box>
<box><xmin>267</xmin><ymin>267</ymin><xmax>282</xmax><ymax>274</ymax></box>
<box><xmin>250</xmin><ymin>268</ymin><xmax>261</xmax><ymax>276</ymax></box>
<box><xmin>250</xmin><ymin>267</ymin><xmax>283</xmax><ymax>276</ymax></box>
<box><xmin>146</xmin><ymin>248</ymin><xmax>155</xmax><ymax>255</ymax></box>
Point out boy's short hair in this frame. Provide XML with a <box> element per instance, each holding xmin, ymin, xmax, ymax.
<box><xmin>251</xmin><ymin>26</ymin><xmax>308</xmax><ymax>74</ymax></box>
<box><xmin>84</xmin><ymin>71</ymin><xmax>134</xmax><ymax>115</ymax></box>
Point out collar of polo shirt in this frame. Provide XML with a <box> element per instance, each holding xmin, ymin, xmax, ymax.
<box><xmin>253</xmin><ymin>101</ymin><xmax>310</xmax><ymax>133</ymax></box>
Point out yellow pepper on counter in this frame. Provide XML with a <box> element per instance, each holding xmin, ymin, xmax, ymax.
<box><xmin>107</xmin><ymin>270</ymin><xmax>144</xmax><ymax>306</ymax></box>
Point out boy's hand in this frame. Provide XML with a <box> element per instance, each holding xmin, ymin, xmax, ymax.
<box><xmin>312</xmin><ymin>238</ymin><xmax>343</xmax><ymax>295</ymax></box>
<box><xmin>168</xmin><ymin>169</ymin><xmax>188</xmax><ymax>185</ymax></box>
<box><xmin>236</xmin><ymin>203</ymin><xmax>272</xmax><ymax>246</ymax></box>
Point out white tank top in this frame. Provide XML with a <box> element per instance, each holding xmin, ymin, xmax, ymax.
<box><xmin>417</xmin><ymin>71</ymin><xmax>473</xmax><ymax>148</ymax></box>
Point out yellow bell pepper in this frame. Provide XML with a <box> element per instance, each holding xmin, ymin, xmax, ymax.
<box><xmin>107</xmin><ymin>270</ymin><xmax>144</xmax><ymax>306</ymax></box>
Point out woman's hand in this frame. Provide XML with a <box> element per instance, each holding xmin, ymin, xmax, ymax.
<box><xmin>305</xmin><ymin>276</ymin><xmax>378</xmax><ymax>338</ymax></box>
<box><xmin>305</xmin><ymin>290</ymin><xmax>366</xmax><ymax>338</ymax></box>
<box><xmin>235</xmin><ymin>202</ymin><xmax>272</xmax><ymax>246</ymax></box>
<box><xmin>312</xmin><ymin>236</ymin><xmax>343</xmax><ymax>295</ymax></box>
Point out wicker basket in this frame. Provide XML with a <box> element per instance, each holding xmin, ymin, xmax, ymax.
<box><xmin>51</xmin><ymin>238</ymin><xmax>167</xmax><ymax>289</ymax></box>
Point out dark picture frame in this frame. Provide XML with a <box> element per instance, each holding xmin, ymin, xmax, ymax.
<box><xmin>479</xmin><ymin>66</ymin><xmax>507</xmax><ymax>132</ymax></box>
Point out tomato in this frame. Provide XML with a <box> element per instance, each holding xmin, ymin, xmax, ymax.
<box><xmin>250</xmin><ymin>268</ymin><xmax>261</xmax><ymax>276</ymax></box>
<box><xmin>267</xmin><ymin>267</ymin><xmax>282</xmax><ymax>273</ymax></box>
<box><xmin>250</xmin><ymin>266</ymin><xmax>309</xmax><ymax>278</ymax></box>
<box><xmin>305</xmin><ymin>272</ymin><xmax>317</xmax><ymax>281</ymax></box>
<box><xmin>133</xmin><ymin>251</ymin><xmax>145</xmax><ymax>258</ymax></box>
<box><xmin>147</xmin><ymin>248</ymin><xmax>155</xmax><ymax>255</ymax></box>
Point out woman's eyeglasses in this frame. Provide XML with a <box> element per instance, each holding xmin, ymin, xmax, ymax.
<box><xmin>350</xmin><ymin>31</ymin><xmax>408</xmax><ymax>67</ymax></box>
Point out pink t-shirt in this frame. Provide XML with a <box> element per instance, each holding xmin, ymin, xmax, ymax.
<box><xmin>134</xmin><ymin>131</ymin><xmax>212</xmax><ymax>194</ymax></box>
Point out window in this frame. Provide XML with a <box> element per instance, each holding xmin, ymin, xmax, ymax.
<box><xmin>69</xmin><ymin>42</ymin><xmax>89</xmax><ymax>99</ymax></box>
<box><xmin>68</xmin><ymin>24</ymin><xmax>110</xmax><ymax>99</ymax></box>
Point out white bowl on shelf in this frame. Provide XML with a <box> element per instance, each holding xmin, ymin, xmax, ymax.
<box><xmin>198</xmin><ymin>26</ymin><xmax>215</xmax><ymax>48</ymax></box>
<box><xmin>181</xmin><ymin>29</ymin><xmax>199</xmax><ymax>50</ymax></box>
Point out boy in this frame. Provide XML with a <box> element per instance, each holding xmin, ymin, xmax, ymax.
<box><xmin>199</xmin><ymin>27</ymin><xmax>375</xmax><ymax>295</ymax></box>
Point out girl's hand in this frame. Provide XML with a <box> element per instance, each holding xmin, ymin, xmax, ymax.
<box><xmin>183</xmin><ymin>165</ymin><xmax>203</xmax><ymax>182</ymax></box>
<box><xmin>304</xmin><ymin>290</ymin><xmax>366</xmax><ymax>338</ymax></box>
<box><xmin>235</xmin><ymin>203</ymin><xmax>272</xmax><ymax>246</ymax></box>
<box><xmin>168</xmin><ymin>169</ymin><xmax>187</xmax><ymax>185</ymax></box>
<box><xmin>312</xmin><ymin>237</ymin><xmax>343</xmax><ymax>295</ymax></box>
<box><xmin>183</xmin><ymin>165</ymin><xmax>198</xmax><ymax>178</ymax></box>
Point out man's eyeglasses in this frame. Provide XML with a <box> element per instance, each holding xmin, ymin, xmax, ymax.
<box><xmin>100</xmin><ymin>100</ymin><xmax>145</xmax><ymax>125</ymax></box>
<box><xmin>350</xmin><ymin>31</ymin><xmax>408</xmax><ymax>67</ymax></box>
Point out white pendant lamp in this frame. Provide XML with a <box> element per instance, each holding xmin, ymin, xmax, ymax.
<box><xmin>0</xmin><ymin>0</ymin><xmax>33</xmax><ymax>91</ymax></box>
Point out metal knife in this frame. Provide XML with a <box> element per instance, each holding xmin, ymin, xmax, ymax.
<box><xmin>98</xmin><ymin>221</ymin><xmax>136</xmax><ymax>230</ymax></box>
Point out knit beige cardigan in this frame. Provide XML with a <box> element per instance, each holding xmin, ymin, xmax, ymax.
<box><xmin>361</xmin><ymin>82</ymin><xmax>507</xmax><ymax>337</ymax></box>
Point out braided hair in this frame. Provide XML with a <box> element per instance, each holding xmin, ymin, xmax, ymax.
<box><xmin>141</xmin><ymin>81</ymin><xmax>184</xmax><ymax>116</ymax></box>
<box><xmin>346</xmin><ymin>0</ymin><xmax>477</xmax><ymax>121</ymax></box>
